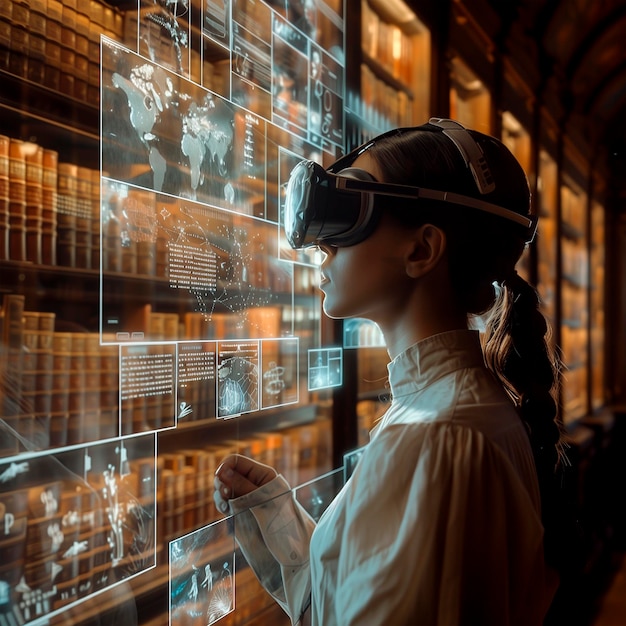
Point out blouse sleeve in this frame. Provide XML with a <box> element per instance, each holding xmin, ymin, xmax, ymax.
<box><xmin>328</xmin><ymin>421</ymin><xmax>551</xmax><ymax>626</ymax></box>
<box><xmin>228</xmin><ymin>474</ymin><xmax>315</xmax><ymax>625</ymax></box>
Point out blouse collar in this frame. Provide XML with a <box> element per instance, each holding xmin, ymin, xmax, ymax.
<box><xmin>387</xmin><ymin>329</ymin><xmax>486</xmax><ymax>398</ymax></box>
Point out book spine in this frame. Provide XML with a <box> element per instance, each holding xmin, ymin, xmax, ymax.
<box><xmin>56</xmin><ymin>163</ymin><xmax>78</xmax><ymax>268</ymax></box>
<box><xmin>25</xmin><ymin>145</ymin><xmax>44</xmax><ymax>264</ymax></box>
<box><xmin>49</xmin><ymin>331</ymin><xmax>70</xmax><ymax>448</ymax></box>
<box><xmin>75</xmin><ymin>167</ymin><xmax>93</xmax><ymax>269</ymax></box>
<box><xmin>9</xmin><ymin>139</ymin><xmax>26</xmax><ymax>261</ymax></box>
<box><xmin>68</xmin><ymin>333</ymin><xmax>87</xmax><ymax>444</ymax></box>
<box><xmin>41</xmin><ymin>149</ymin><xmax>58</xmax><ymax>266</ymax></box>
<box><xmin>22</xmin><ymin>311</ymin><xmax>55</xmax><ymax>448</ymax></box>
<box><xmin>0</xmin><ymin>135</ymin><xmax>9</xmax><ymax>260</ymax></box>
<box><xmin>2</xmin><ymin>294</ymin><xmax>25</xmax><ymax>420</ymax></box>
<box><xmin>90</xmin><ymin>168</ymin><xmax>100</xmax><ymax>271</ymax></box>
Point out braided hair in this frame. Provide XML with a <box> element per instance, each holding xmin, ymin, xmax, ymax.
<box><xmin>482</xmin><ymin>272</ymin><xmax>568</xmax><ymax>569</ymax></box>
<box><xmin>366</xmin><ymin>123</ymin><xmax>568</xmax><ymax>569</ymax></box>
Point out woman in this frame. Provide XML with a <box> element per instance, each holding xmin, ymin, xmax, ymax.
<box><xmin>214</xmin><ymin>119</ymin><xmax>564</xmax><ymax>625</ymax></box>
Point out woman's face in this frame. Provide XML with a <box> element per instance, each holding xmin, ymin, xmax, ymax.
<box><xmin>317</xmin><ymin>153</ymin><xmax>416</xmax><ymax>324</ymax></box>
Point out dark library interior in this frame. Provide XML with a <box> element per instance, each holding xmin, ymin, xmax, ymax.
<box><xmin>1</xmin><ymin>0</ymin><xmax>626</xmax><ymax>624</ymax></box>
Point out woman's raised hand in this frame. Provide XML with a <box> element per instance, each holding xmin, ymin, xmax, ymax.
<box><xmin>213</xmin><ymin>454</ymin><xmax>278</xmax><ymax>514</ymax></box>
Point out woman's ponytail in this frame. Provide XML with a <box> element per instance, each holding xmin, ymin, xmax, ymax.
<box><xmin>483</xmin><ymin>272</ymin><xmax>561</xmax><ymax>463</ymax></box>
<box><xmin>483</xmin><ymin>272</ymin><xmax>579</xmax><ymax>571</ymax></box>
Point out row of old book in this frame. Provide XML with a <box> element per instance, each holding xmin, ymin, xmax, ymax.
<box><xmin>0</xmin><ymin>135</ymin><xmax>101</xmax><ymax>269</ymax></box>
<box><xmin>0</xmin><ymin>295</ymin><xmax>317</xmax><ymax>457</ymax></box>
<box><xmin>0</xmin><ymin>295</ymin><xmax>120</xmax><ymax>455</ymax></box>
<box><xmin>0</xmin><ymin>0</ymin><xmax>123</xmax><ymax>103</ymax></box>
<box><xmin>0</xmin><ymin>0</ymin><xmax>234</xmax><ymax>109</ymax></box>
<box><xmin>356</xmin><ymin>64</ymin><xmax>415</xmax><ymax>131</ymax></box>
<box><xmin>360</xmin><ymin>0</ymin><xmax>418</xmax><ymax>86</ymax></box>
<box><xmin>0</xmin><ymin>298</ymin><xmax>183</xmax><ymax>451</ymax></box>
<box><xmin>1</xmin><ymin>131</ymin><xmax>317</xmax><ymax>304</ymax></box>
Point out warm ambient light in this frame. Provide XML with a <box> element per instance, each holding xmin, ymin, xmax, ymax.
<box><xmin>18</xmin><ymin>140</ymin><xmax>40</xmax><ymax>156</ymax></box>
<box><xmin>369</xmin><ymin>0</ymin><xmax>419</xmax><ymax>28</ymax></box>
<box><xmin>502</xmin><ymin>110</ymin><xmax>523</xmax><ymax>135</ymax></box>
<box><xmin>392</xmin><ymin>28</ymin><xmax>402</xmax><ymax>60</ymax></box>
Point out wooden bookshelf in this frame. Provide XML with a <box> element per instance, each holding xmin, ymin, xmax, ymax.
<box><xmin>560</xmin><ymin>175</ymin><xmax>589</xmax><ymax>424</ymax></box>
<box><xmin>346</xmin><ymin>0</ymin><xmax>430</xmax><ymax>149</ymax></box>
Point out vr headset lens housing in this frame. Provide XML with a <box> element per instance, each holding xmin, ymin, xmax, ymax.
<box><xmin>284</xmin><ymin>161</ymin><xmax>376</xmax><ymax>249</ymax></box>
<box><xmin>283</xmin><ymin>119</ymin><xmax>536</xmax><ymax>250</ymax></box>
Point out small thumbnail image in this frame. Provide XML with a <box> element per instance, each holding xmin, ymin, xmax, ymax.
<box><xmin>307</xmin><ymin>347</ymin><xmax>342</xmax><ymax>391</ymax></box>
<box><xmin>216</xmin><ymin>341</ymin><xmax>259</xmax><ymax>418</ymax></box>
<box><xmin>260</xmin><ymin>338</ymin><xmax>299</xmax><ymax>409</ymax></box>
<box><xmin>294</xmin><ymin>467</ymin><xmax>343</xmax><ymax>522</ymax></box>
<box><xmin>170</xmin><ymin>517</ymin><xmax>235</xmax><ymax>625</ymax></box>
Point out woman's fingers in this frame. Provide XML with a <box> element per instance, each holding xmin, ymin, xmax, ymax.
<box><xmin>213</xmin><ymin>455</ymin><xmax>278</xmax><ymax>514</ymax></box>
<box><xmin>213</xmin><ymin>480</ymin><xmax>229</xmax><ymax>514</ymax></box>
<box><xmin>220</xmin><ymin>454</ymin><xmax>277</xmax><ymax>485</ymax></box>
<box><xmin>214</xmin><ymin>464</ymin><xmax>259</xmax><ymax>498</ymax></box>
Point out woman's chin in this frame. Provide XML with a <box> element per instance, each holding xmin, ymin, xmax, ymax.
<box><xmin>322</xmin><ymin>298</ymin><xmax>345</xmax><ymax>320</ymax></box>
<box><xmin>322</xmin><ymin>305</ymin><xmax>341</xmax><ymax>319</ymax></box>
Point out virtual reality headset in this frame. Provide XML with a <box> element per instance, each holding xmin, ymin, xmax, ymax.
<box><xmin>283</xmin><ymin>118</ymin><xmax>537</xmax><ymax>249</ymax></box>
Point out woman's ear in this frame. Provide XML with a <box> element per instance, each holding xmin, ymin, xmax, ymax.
<box><xmin>405</xmin><ymin>224</ymin><xmax>447</xmax><ymax>278</ymax></box>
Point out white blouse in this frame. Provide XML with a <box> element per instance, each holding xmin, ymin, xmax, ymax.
<box><xmin>228</xmin><ymin>330</ymin><xmax>556</xmax><ymax>625</ymax></box>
